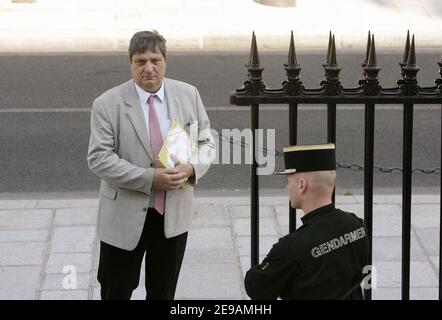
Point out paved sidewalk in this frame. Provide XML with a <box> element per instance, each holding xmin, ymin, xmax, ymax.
<box><xmin>0</xmin><ymin>0</ymin><xmax>441</xmax><ymax>51</ymax></box>
<box><xmin>0</xmin><ymin>194</ymin><xmax>440</xmax><ymax>300</ymax></box>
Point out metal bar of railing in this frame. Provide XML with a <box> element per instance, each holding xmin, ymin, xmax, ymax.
<box><xmin>327</xmin><ymin>103</ymin><xmax>337</xmax><ymax>204</ymax></box>
<box><xmin>251</xmin><ymin>104</ymin><xmax>260</xmax><ymax>267</ymax></box>
<box><xmin>439</xmin><ymin>104</ymin><xmax>442</xmax><ymax>300</ymax></box>
<box><xmin>289</xmin><ymin>103</ymin><xmax>298</xmax><ymax>233</ymax></box>
<box><xmin>402</xmin><ymin>103</ymin><xmax>413</xmax><ymax>300</ymax></box>
<box><xmin>362</xmin><ymin>34</ymin><xmax>378</xmax><ymax>300</ymax></box>
<box><xmin>327</xmin><ymin>104</ymin><xmax>337</xmax><ymax>144</ymax></box>
<box><xmin>363</xmin><ymin>103</ymin><xmax>375</xmax><ymax>300</ymax></box>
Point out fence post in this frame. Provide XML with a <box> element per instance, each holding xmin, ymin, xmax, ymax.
<box><xmin>362</xmin><ymin>33</ymin><xmax>380</xmax><ymax>300</ymax></box>
<box><xmin>400</xmin><ymin>35</ymin><xmax>419</xmax><ymax>300</ymax></box>
<box><xmin>247</xmin><ymin>32</ymin><xmax>264</xmax><ymax>267</ymax></box>
<box><xmin>323</xmin><ymin>33</ymin><xmax>340</xmax><ymax>203</ymax></box>
<box><xmin>284</xmin><ymin>31</ymin><xmax>301</xmax><ymax>233</ymax></box>
<box><xmin>437</xmin><ymin>56</ymin><xmax>442</xmax><ymax>300</ymax></box>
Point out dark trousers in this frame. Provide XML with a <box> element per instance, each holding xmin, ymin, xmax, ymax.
<box><xmin>97</xmin><ymin>208</ymin><xmax>188</xmax><ymax>300</ymax></box>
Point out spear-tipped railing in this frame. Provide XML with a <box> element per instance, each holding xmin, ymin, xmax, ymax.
<box><xmin>230</xmin><ymin>31</ymin><xmax>442</xmax><ymax>301</ymax></box>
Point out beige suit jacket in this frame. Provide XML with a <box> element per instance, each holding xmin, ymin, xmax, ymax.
<box><xmin>87</xmin><ymin>78</ymin><xmax>215</xmax><ymax>250</ymax></box>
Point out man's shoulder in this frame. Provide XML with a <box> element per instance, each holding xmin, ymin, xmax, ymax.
<box><xmin>272</xmin><ymin>228</ymin><xmax>313</xmax><ymax>255</ymax></box>
<box><xmin>335</xmin><ymin>207</ymin><xmax>365</xmax><ymax>226</ymax></box>
<box><xmin>94</xmin><ymin>80</ymin><xmax>133</xmax><ymax>104</ymax></box>
<box><xmin>165</xmin><ymin>78</ymin><xmax>196</xmax><ymax>92</ymax></box>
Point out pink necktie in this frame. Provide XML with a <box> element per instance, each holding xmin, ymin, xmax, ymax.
<box><xmin>148</xmin><ymin>95</ymin><xmax>166</xmax><ymax>215</ymax></box>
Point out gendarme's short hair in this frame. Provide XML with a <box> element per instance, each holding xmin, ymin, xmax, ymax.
<box><xmin>275</xmin><ymin>143</ymin><xmax>336</xmax><ymax>175</ymax></box>
<box><xmin>129</xmin><ymin>30</ymin><xmax>167</xmax><ymax>61</ymax></box>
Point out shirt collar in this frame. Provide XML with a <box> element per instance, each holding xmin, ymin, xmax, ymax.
<box><xmin>133</xmin><ymin>80</ymin><xmax>165</xmax><ymax>103</ymax></box>
<box><xmin>301</xmin><ymin>203</ymin><xmax>335</xmax><ymax>224</ymax></box>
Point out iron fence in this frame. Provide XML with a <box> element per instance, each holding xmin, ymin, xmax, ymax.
<box><xmin>229</xmin><ymin>30</ymin><xmax>442</xmax><ymax>300</ymax></box>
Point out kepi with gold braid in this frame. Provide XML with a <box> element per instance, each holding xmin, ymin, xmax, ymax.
<box><xmin>274</xmin><ymin>143</ymin><xmax>336</xmax><ymax>175</ymax></box>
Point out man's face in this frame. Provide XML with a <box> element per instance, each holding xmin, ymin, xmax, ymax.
<box><xmin>286</xmin><ymin>174</ymin><xmax>300</xmax><ymax>209</ymax></box>
<box><xmin>131</xmin><ymin>48</ymin><xmax>166</xmax><ymax>93</ymax></box>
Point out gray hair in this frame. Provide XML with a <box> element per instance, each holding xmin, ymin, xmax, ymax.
<box><xmin>128</xmin><ymin>30</ymin><xmax>167</xmax><ymax>61</ymax></box>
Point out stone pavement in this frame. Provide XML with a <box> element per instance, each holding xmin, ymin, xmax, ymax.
<box><xmin>0</xmin><ymin>194</ymin><xmax>440</xmax><ymax>300</ymax></box>
<box><xmin>0</xmin><ymin>0</ymin><xmax>441</xmax><ymax>51</ymax></box>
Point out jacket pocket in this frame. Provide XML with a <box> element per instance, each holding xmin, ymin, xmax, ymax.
<box><xmin>101</xmin><ymin>184</ymin><xmax>117</xmax><ymax>200</ymax></box>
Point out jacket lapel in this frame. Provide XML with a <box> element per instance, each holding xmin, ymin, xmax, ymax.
<box><xmin>164</xmin><ymin>78</ymin><xmax>180</xmax><ymax>125</ymax></box>
<box><xmin>123</xmin><ymin>80</ymin><xmax>154</xmax><ymax>161</ymax></box>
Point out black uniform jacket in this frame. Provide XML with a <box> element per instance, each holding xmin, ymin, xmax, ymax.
<box><xmin>244</xmin><ymin>204</ymin><xmax>369</xmax><ymax>300</ymax></box>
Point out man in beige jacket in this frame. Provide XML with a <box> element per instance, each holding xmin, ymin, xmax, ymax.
<box><xmin>87</xmin><ymin>30</ymin><xmax>215</xmax><ymax>300</ymax></box>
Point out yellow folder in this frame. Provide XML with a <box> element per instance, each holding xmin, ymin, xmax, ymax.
<box><xmin>158</xmin><ymin>119</ymin><xmax>197</xmax><ymax>169</ymax></box>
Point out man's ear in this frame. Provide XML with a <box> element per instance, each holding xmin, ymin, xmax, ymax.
<box><xmin>299</xmin><ymin>177</ymin><xmax>308</xmax><ymax>194</ymax></box>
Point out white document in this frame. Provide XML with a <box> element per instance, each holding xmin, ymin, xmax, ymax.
<box><xmin>158</xmin><ymin>119</ymin><xmax>197</xmax><ymax>169</ymax></box>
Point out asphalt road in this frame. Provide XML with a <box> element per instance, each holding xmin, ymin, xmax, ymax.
<box><xmin>0</xmin><ymin>50</ymin><xmax>441</xmax><ymax>195</ymax></box>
